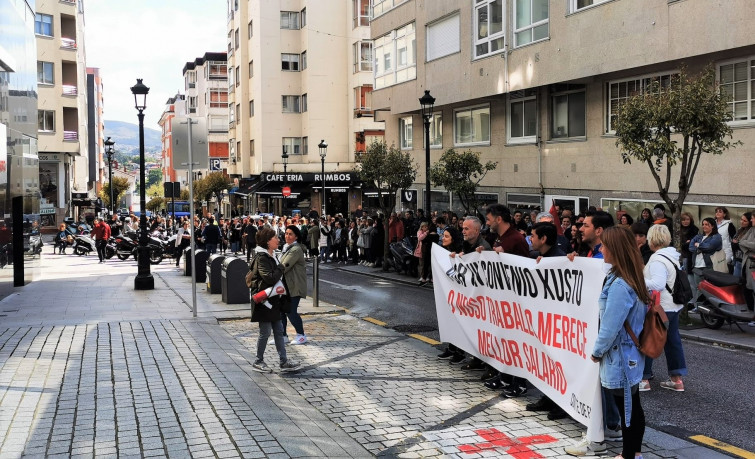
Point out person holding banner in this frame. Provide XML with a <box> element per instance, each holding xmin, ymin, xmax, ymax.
<box><xmin>569</xmin><ymin>226</ymin><xmax>649</xmax><ymax>459</ymax></box>
<box><xmin>436</xmin><ymin>226</ymin><xmax>466</xmax><ymax>363</ymax></box>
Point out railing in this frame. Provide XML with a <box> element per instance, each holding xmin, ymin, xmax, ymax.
<box><xmin>63</xmin><ymin>131</ymin><xmax>78</xmax><ymax>141</ymax></box>
<box><xmin>61</xmin><ymin>38</ymin><xmax>77</xmax><ymax>49</ymax></box>
<box><xmin>354</xmin><ymin>108</ymin><xmax>374</xmax><ymax>117</ymax></box>
<box><xmin>60</xmin><ymin>0</ymin><xmax>76</xmax><ymax>4</ymax></box>
<box><xmin>62</xmin><ymin>85</ymin><xmax>77</xmax><ymax>96</ymax></box>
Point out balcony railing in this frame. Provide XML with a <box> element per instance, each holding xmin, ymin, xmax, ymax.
<box><xmin>62</xmin><ymin>85</ymin><xmax>77</xmax><ymax>96</ymax></box>
<box><xmin>60</xmin><ymin>0</ymin><xmax>76</xmax><ymax>4</ymax></box>
<box><xmin>354</xmin><ymin>108</ymin><xmax>374</xmax><ymax>118</ymax></box>
<box><xmin>63</xmin><ymin>131</ymin><xmax>78</xmax><ymax>141</ymax></box>
<box><xmin>61</xmin><ymin>38</ymin><xmax>77</xmax><ymax>49</ymax></box>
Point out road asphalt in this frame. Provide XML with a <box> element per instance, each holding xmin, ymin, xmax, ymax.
<box><xmin>0</xmin><ymin>250</ymin><xmax>739</xmax><ymax>458</ymax></box>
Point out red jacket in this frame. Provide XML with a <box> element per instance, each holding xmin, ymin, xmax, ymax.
<box><xmin>91</xmin><ymin>221</ymin><xmax>111</xmax><ymax>241</ymax></box>
<box><xmin>388</xmin><ymin>219</ymin><xmax>404</xmax><ymax>242</ymax></box>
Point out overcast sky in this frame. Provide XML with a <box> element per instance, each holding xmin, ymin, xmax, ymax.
<box><xmin>84</xmin><ymin>0</ymin><xmax>227</xmax><ymax>128</ymax></box>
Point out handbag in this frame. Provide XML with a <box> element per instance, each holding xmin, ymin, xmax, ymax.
<box><xmin>711</xmin><ymin>249</ymin><xmax>728</xmax><ymax>273</ymax></box>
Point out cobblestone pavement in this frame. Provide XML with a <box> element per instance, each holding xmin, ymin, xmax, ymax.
<box><xmin>223</xmin><ymin>314</ymin><xmax>720</xmax><ymax>459</ymax></box>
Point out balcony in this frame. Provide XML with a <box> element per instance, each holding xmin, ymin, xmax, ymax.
<box><xmin>63</xmin><ymin>131</ymin><xmax>78</xmax><ymax>141</ymax></box>
<box><xmin>61</xmin><ymin>38</ymin><xmax>77</xmax><ymax>50</ymax></box>
<box><xmin>62</xmin><ymin>85</ymin><xmax>77</xmax><ymax>96</ymax></box>
<box><xmin>60</xmin><ymin>0</ymin><xmax>76</xmax><ymax>4</ymax></box>
<box><xmin>354</xmin><ymin>108</ymin><xmax>374</xmax><ymax>118</ymax></box>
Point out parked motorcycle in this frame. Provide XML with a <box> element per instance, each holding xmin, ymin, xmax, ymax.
<box><xmin>24</xmin><ymin>233</ymin><xmax>43</xmax><ymax>256</ymax></box>
<box><xmin>695</xmin><ymin>269</ymin><xmax>755</xmax><ymax>330</ymax></box>
<box><xmin>116</xmin><ymin>230</ymin><xmax>164</xmax><ymax>264</ymax></box>
<box><xmin>104</xmin><ymin>237</ymin><xmax>116</xmax><ymax>260</ymax></box>
<box><xmin>114</xmin><ymin>233</ymin><xmax>137</xmax><ymax>260</ymax></box>
<box><xmin>71</xmin><ymin>233</ymin><xmax>96</xmax><ymax>256</ymax></box>
<box><xmin>386</xmin><ymin>236</ymin><xmax>417</xmax><ymax>277</ymax></box>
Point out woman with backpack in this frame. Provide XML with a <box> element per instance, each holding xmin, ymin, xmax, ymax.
<box><xmin>639</xmin><ymin>225</ymin><xmax>688</xmax><ymax>393</ymax></box>
<box><xmin>587</xmin><ymin>226</ymin><xmax>649</xmax><ymax>459</ymax></box>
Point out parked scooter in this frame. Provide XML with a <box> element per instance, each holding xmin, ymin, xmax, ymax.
<box><xmin>24</xmin><ymin>233</ymin><xmax>43</xmax><ymax>256</ymax></box>
<box><xmin>71</xmin><ymin>233</ymin><xmax>96</xmax><ymax>256</ymax></box>
<box><xmin>386</xmin><ymin>236</ymin><xmax>418</xmax><ymax>276</ymax></box>
<box><xmin>114</xmin><ymin>232</ymin><xmax>138</xmax><ymax>260</ymax></box>
<box><xmin>695</xmin><ymin>269</ymin><xmax>755</xmax><ymax>330</ymax></box>
<box><xmin>116</xmin><ymin>230</ymin><xmax>164</xmax><ymax>264</ymax></box>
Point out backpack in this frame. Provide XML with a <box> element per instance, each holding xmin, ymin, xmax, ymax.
<box><xmin>245</xmin><ymin>254</ymin><xmax>259</xmax><ymax>289</ymax></box>
<box><xmin>624</xmin><ymin>291</ymin><xmax>668</xmax><ymax>359</ymax></box>
<box><xmin>656</xmin><ymin>253</ymin><xmax>694</xmax><ymax>305</ymax></box>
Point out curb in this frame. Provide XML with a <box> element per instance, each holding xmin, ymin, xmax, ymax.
<box><xmin>679</xmin><ymin>330</ymin><xmax>755</xmax><ymax>353</ymax></box>
<box><xmin>331</xmin><ymin>264</ymin><xmax>433</xmax><ymax>289</ymax></box>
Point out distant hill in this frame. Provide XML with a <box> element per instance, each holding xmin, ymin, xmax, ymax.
<box><xmin>104</xmin><ymin>120</ymin><xmax>162</xmax><ymax>152</ymax></box>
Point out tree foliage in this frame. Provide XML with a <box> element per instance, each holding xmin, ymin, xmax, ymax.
<box><xmin>614</xmin><ymin>65</ymin><xmax>740</xmax><ymax>248</ymax></box>
<box><xmin>99</xmin><ymin>176</ymin><xmax>130</xmax><ymax>209</ymax></box>
<box><xmin>146</xmin><ymin>197</ymin><xmax>164</xmax><ymax>212</ymax></box>
<box><xmin>146</xmin><ymin>183</ymin><xmax>163</xmax><ymax>199</ymax></box>
<box><xmin>430</xmin><ymin>149</ymin><xmax>498</xmax><ymax>217</ymax></box>
<box><xmin>357</xmin><ymin>140</ymin><xmax>418</xmax><ymax>256</ymax></box>
<box><xmin>146</xmin><ymin>169</ymin><xmax>162</xmax><ymax>189</ymax></box>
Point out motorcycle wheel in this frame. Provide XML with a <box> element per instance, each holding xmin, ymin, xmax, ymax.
<box><xmin>149</xmin><ymin>249</ymin><xmax>163</xmax><ymax>265</ymax></box>
<box><xmin>105</xmin><ymin>247</ymin><xmax>115</xmax><ymax>259</ymax></box>
<box><xmin>116</xmin><ymin>252</ymin><xmax>130</xmax><ymax>261</ymax></box>
<box><xmin>75</xmin><ymin>247</ymin><xmax>86</xmax><ymax>256</ymax></box>
<box><xmin>699</xmin><ymin>311</ymin><xmax>724</xmax><ymax>330</ymax></box>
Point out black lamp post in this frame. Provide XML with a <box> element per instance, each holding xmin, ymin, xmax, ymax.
<box><xmin>282</xmin><ymin>150</ymin><xmax>289</xmax><ymax>191</ymax></box>
<box><xmin>318</xmin><ymin>140</ymin><xmax>327</xmax><ymax>217</ymax></box>
<box><xmin>104</xmin><ymin>136</ymin><xmax>115</xmax><ymax>216</ymax></box>
<box><xmin>419</xmin><ymin>90</ymin><xmax>435</xmax><ymax>216</ymax></box>
<box><xmin>131</xmin><ymin>78</ymin><xmax>154</xmax><ymax>290</ymax></box>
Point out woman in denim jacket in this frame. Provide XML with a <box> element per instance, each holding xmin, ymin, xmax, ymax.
<box><xmin>688</xmin><ymin>217</ymin><xmax>723</xmax><ymax>307</ymax></box>
<box><xmin>591</xmin><ymin>226</ymin><xmax>651</xmax><ymax>459</ymax></box>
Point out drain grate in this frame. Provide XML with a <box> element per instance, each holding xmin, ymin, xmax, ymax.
<box><xmin>392</xmin><ymin>324</ymin><xmax>436</xmax><ymax>333</ymax></box>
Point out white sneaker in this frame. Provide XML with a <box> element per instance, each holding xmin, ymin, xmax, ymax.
<box><xmin>268</xmin><ymin>335</ymin><xmax>290</xmax><ymax>345</ymax></box>
<box><xmin>604</xmin><ymin>425</ymin><xmax>623</xmax><ymax>441</ymax></box>
<box><xmin>563</xmin><ymin>434</ymin><xmax>607</xmax><ymax>456</ymax></box>
<box><xmin>639</xmin><ymin>379</ymin><xmax>651</xmax><ymax>392</ymax></box>
<box><xmin>289</xmin><ymin>335</ymin><xmax>308</xmax><ymax>345</ymax></box>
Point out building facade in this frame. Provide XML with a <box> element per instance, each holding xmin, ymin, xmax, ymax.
<box><xmin>0</xmin><ymin>0</ymin><xmax>41</xmax><ymax>296</ymax></box>
<box><xmin>158</xmin><ymin>93</ymin><xmax>186</xmax><ymax>185</ymax></box>
<box><xmin>226</xmin><ymin>0</ymin><xmax>384</xmax><ymax>216</ymax></box>
<box><xmin>86</xmin><ymin>67</ymin><xmax>104</xmax><ymax>198</ymax></box>
<box><xmin>370</xmin><ymin>0</ymin><xmax>755</xmax><ymax>220</ymax></box>
<box><xmin>35</xmin><ymin>0</ymin><xmax>89</xmax><ymax>227</ymax></box>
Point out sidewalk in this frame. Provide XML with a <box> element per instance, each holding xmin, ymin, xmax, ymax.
<box><xmin>0</xmin><ymin>252</ymin><xmax>734</xmax><ymax>458</ymax></box>
<box><xmin>331</xmin><ymin>260</ymin><xmax>755</xmax><ymax>352</ymax></box>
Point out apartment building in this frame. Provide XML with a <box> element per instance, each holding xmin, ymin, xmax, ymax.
<box><xmin>226</xmin><ymin>0</ymin><xmax>384</xmax><ymax>216</ymax></box>
<box><xmin>158</xmin><ymin>93</ymin><xmax>186</xmax><ymax>185</ymax></box>
<box><xmin>0</xmin><ymin>0</ymin><xmax>41</xmax><ymax>295</ymax></box>
<box><xmin>370</xmin><ymin>0</ymin><xmax>755</xmax><ymax>220</ymax></box>
<box><xmin>36</xmin><ymin>0</ymin><xmax>89</xmax><ymax>227</ymax></box>
<box><xmin>86</xmin><ymin>67</ymin><xmax>104</xmax><ymax>195</ymax></box>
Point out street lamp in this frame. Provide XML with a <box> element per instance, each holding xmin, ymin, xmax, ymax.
<box><xmin>419</xmin><ymin>90</ymin><xmax>435</xmax><ymax>216</ymax></box>
<box><xmin>318</xmin><ymin>140</ymin><xmax>327</xmax><ymax>217</ymax></box>
<box><xmin>131</xmin><ymin>78</ymin><xmax>154</xmax><ymax>290</ymax></box>
<box><xmin>281</xmin><ymin>150</ymin><xmax>289</xmax><ymax>191</ymax></box>
<box><xmin>104</xmin><ymin>136</ymin><xmax>115</xmax><ymax>216</ymax></box>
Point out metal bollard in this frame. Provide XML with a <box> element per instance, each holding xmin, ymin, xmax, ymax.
<box><xmin>312</xmin><ymin>257</ymin><xmax>320</xmax><ymax>307</ymax></box>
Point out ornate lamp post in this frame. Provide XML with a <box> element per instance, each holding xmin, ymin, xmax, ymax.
<box><xmin>104</xmin><ymin>136</ymin><xmax>115</xmax><ymax>215</ymax></box>
<box><xmin>318</xmin><ymin>140</ymin><xmax>328</xmax><ymax>217</ymax></box>
<box><xmin>419</xmin><ymin>90</ymin><xmax>435</xmax><ymax>216</ymax></box>
<box><xmin>131</xmin><ymin>78</ymin><xmax>154</xmax><ymax>290</ymax></box>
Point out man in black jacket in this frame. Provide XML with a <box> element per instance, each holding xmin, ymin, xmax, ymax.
<box><xmin>244</xmin><ymin>218</ymin><xmax>258</xmax><ymax>262</ymax></box>
<box><xmin>202</xmin><ymin>216</ymin><xmax>222</xmax><ymax>254</ymax></box>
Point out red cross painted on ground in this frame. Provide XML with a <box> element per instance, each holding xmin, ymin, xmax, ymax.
<box><xmin>457</xmin><ymin>428</ymin><xmax>558</xmax><ymax>458</ymax></box>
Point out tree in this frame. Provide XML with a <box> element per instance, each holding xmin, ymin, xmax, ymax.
<box><xmin>357</xmin><ymin>140</ymin><xmax>418</xmax><ymax>258</ymax></box>
<box><xmin>146</xmin><ymin>169</ymin><xmax>162</xmax><ymax>189</ymax></box>
<box><xmin>179</xmin><ymin>188</ymin><xmax>190</xmax><ymax>201</ymax></box>
<box><xmin>430</xmin><ymin>149</ymin><xmax>498</xmax><ymax>218</ymax></box>
<box><xmin>614</xmin><ymin>66</ymin><xmax>740</xmax><ymax>249</ymax></box>
<box><xmin>100</xmin><ymin>176</ymin><xmax>130</xmax><ymax>210</ymax></box>
<box><xmin>202</xmin><ymin>172</ymin><xmax>231</xmax><ymax>215</ymax></box>
<box><xmin>146</xmin><ymin>197</ymin><xmax>164</xmax><ymax>212</ymax></box>
<box><xmin>146</xmin><ymin>183</ymin><xmax>163</xmax><ymax>200</ymax></box>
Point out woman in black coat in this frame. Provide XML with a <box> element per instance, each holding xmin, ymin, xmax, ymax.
<box><xmin>249</xmin><ymin>227</ymin><xmax>301</xmax><ymax>373</ymax></box>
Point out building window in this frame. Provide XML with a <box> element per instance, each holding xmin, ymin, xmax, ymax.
<box><xmin>606</xmin><ymin>71</ymin><xmax>677</xmax><ymax>132</ymax></box>
<box><xmin>454</xmin><ymin>105</ymin><xmax>490</xmax><ymax>146</ymax></box>
<box><xmin>235</xmin><ymin>66</ymin><xmax>240</xmax><ymax>86</ymax></box>
<box><xmin>300</xmin><ymin>8</ymin><xmax>307</xmax><ymax>27</ymax></box>
<box><xmin>209</xmin><ymin>89</ymin><xmax>228</xmax><ymax>108</ymax></box>
<box><xmin>372</xmin><ymin>0</ymin><xmax>408</xmax><ymax>18</ymax></box>
<box><xmin>399</xmin><ymin>116</ymin><xmax>413</xmax><ymax>150</ymax></box>
<box><xmin>186</xmin><ymin>70</ymin><xmax>196</xmax><ymax>89</ymax></box>
<box><xmin>209</xmin><ymin>116</ymin><xmax>226</xmax><ymax>132</ymax></box>
<box><xmin>353</xmin><ymin>0</ymin><xmax>370</xmax><ymax>28</ymax></box>
<box><xmin>281</xmin><ymin>53</ymin><xmax>300</xmax><ymax>71</ymax></box>
<box><xmin>229</xmin><ymin>105</ymin><xmax>235</xmax><ymax>124</ymax></box>
<box><xmin>282</xmin><ymin>137</ymin><xmax>303</xmax><ymax>155</ymax></box>
<box><xmin>248</xmin><ymin>20</ymin><xmax>253</xmax><ymax>38</ymax></box>
<box><xmin>374</xmin><ymin>22</ymin><xmax>416</xmax><ymax>89</ymax></box>
<box><xmin>301</xmin><ymin>93</ymin><xmax>308</xmax><ymax>112</ymax></box>
<box><xmin>302</xmin><ymin>137</ymin><xmax>309</xmax><ymax>155</ymax></box>
<box><xmin>474</xmin><ymin>0</ymin><xmax>505</xmax><ymax>59</ymax></box>
<box><xmin>429</xmin><ymin>113</ymin><xmax>443</xmax><ymax>148</ymax></box>
<box><xmin>508</xmin><ymin>89</ymin><xmax>538</xmax><ymax>143</ymax></box>
<box><xmin>250</xmin><ymin>139</ymin><xmax>255</xmax><ymax>156</ymax></box>
<box><xmin>719</xmin><ymin>58</ymin><xmax>755</xmax><ymax>123</ymax></box>
<box><xmin>301</xmin><ymin>51</ymin><xmax>307</xmax><ymax>70</ymax></box>
<box><xmin>570</xmin><ymin>0</ymin><xmax>610</xmax><ymax>13</ymax></box>
<box><xmin>514</xmin><ymin>0</ymin><xmax>549</xmax><ymax>47</ymax></box>
<box><xmin>234</xmin><ymin>28</ymin><xmax>240</xmax><ymax>49</ymax></box>
<box><xmin>38</xmin><ymin>110</ymin><xmax>55</xmax><ymax>132</ymax></box>
<box><xmin>280</xmin><ymin>11</ymin><xmax>300</xmax><ymax>30</ymax></box>
<box><xmin>353</xmin><ymin>41</ymin><xmax>373</xmax><ymax>73</ymax></box>
<box><xmin>37</xmin><ymin>61</ymin><xmax>54</xmax><ymax>85</ymax></box>
<box><xmin>354</xmin><ymin>85</ymin><xmax>373</xmax><ymax>117</ymax></box>
<box><xmin>282</xmin><ymin>95</ymin><xmax>301</xmax><ymax>113</ymax></box>
<box><xmin>426</xmin><ymin>14</ymin><xmax>460</xmax><ymax>62</ymax></box>
<box><xmin>188</xmin><ymin>96</ymin><xmax>198</xmax><ymax>114</ymax></box>
<box><xmin>249</xmin><ymin>100</ymin><xmax>254</xmax><ymax>117</ymax></box>
<box><xmin>207</xmin><ymin>62</ymin><xmax>227</xmax><ymax>79</ymax></box>
<box><xmin>35</xmin><ymin>13</ymin><xmax>53</xmax><ymax>36</ymax></box>
<box><xmin>550</xmin><ymin>84</ymin><xmax>586</xmax><ymax>139</ymax></box>
<box><xmin>228</xmin><ymin>66</ymin><xmax>234</xmax><ymax>89</ymax></box>
<box><xmin>249</xmin><ymin>60</ymin><xmax>253</xmax><ymax>77</ymax></box>
<box><xmin>236</xmin><ymin>103</ymin><xmax>241</xmax><ymax>120</ymax></box>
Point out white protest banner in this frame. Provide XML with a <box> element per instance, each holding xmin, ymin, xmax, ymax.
<box><xmin>431</xmin><ymin>244</ymin><xmax>606</xmax><ymax>442</ymax></box>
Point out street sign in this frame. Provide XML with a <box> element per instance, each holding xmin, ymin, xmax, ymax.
<box><xmin>282</xmin><ymin>186</ymin><xmax>291</xmax><ymax>197</ymax></box>
<box><xmin>210</xmin><ymin>158</ymin><xmax>221</xmax><ymax>171</ymax></box>
<box><xmin>172</xmin><ymin>117</ymin><xmax>209</xmax><ymax>170</ymax></box>
<box><xmin>401</xmin><ymin>190</ymin><xmax>417</xmax><ymax>203</ymax></box>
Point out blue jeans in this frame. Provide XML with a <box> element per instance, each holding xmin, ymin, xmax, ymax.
<box><xmin>602</xmin><ymin>387</ymin><xmax>621</xmax><ymax>430</ymax></box>
<box><xmin>256</xmin><ymin>320</ymin><xmax>287</xmax><ymax>364</ymax></box>
<box><xmin>281</xmin><ymin>296</ymin><xmax>305</xmax><ymax>336</ymax></box>
<box><xmin>231</xmin><ymin>241</ymin><xmax>240</xmax><ymax>253</ymax></box>
<box><xmin>205</xmin><ymin>243</ymin><xmax>217</xmax><ymax>254</ymax></box>
<box><xmin>643</xmin><ymin>310</ymin><xmax>687</xmax><ymax>379</ymax></box>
